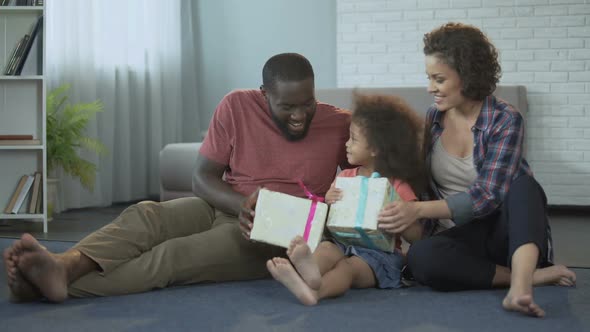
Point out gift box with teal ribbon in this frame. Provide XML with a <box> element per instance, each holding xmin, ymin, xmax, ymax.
<box><xmin>326</xmin><ymin>172</ymin><xmax>397</xmax><ymax>252</ymax></box>
<box><xmin>251</xmin><ymin>188</ymin><xmax>328</xmax><ymax>252</ymax></box>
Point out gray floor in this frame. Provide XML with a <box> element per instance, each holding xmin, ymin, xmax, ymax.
<box><xmin>1</xmin><ymin>203</ymin><xmax>589</xmax><ymax>267</ymax></box>
<box><xmin>0</xmin><ymin>204</ymin><xmax>589</xmax><ymax>332</ymax></box>
<box><xmin>550</xmin><ymin>211</ymin><xmax>590</xmax><ymax>268</ymax></box>
<box><xmin>0</xmin><ymin>203</ymin><xmax>129</xmax><ymax>242</ymax></box>
<box><xmin>0</xmin><ymin>238</ymin><xmax>588</xmax><ymax>332</ymax></box>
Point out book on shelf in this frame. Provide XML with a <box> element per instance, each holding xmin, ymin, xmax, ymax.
<box><xmin>4</xmin><ymin>174</ymin><xmax>34</xmax><ymax>214</ymax></box>
<box><xmin>14</xmin><ymin>14</ymin><xmax>43</xmax><ymax>75</ymax></box>
<box><xmin>3</xmin><ymin>14</ymin><xmax>43</xmax><ymax>76</ymax></box>
<box><xmin>5</xmin><ymin>35</ymin><xmax>29</xmax><ymax>75</ymax></box>
<box><xmin>12</xmin><ymin>174</ymin><xmax>34</xmax><ymax>213</ymax></box>
<box><xmin>14</xmin><ymin>0</ymin><xmax>35</xmax><ymax>5</ymax></box>
<box><xmin>4</xmin><ymin>175</ymin><xmax>28</xmax><ymax>213</ymax></box>
<box><xmin>3</xmin><ymin>37</ymin><xmax>25</xmax><ymax>75</ymax></box>
<box><xmin>0</xmin><ymin>0</ymin><xmax>38</xmax><ymax>6</ymax></box>
<box><xmin>28</xmin><ymin>172</ymin><xmax>41</xmax><ymax>213</ymax></box>
<box><xmin>6</xmin><ymin>35</ymin><xmax>28</xmax><ymax>75</ymax></box>
<box><xmin>34</xmin><ymin>176</ymin><xmax>42</xmax><ymax>213</ymax></box>
<box><xmin>0</xmin><ymin>134</ymin><xmax>34</xmax><ymax>140</ymax></box>
<box><xmin>0</xmin><ymin>139</ymin><xmax>41</xmax><ymax>145</ymax></box>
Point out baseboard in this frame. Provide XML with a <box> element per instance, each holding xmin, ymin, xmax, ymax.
<box><xmin>548</xmin><ymin>205</ymin><xmax>590</xmax><ymax>216</ymax></box>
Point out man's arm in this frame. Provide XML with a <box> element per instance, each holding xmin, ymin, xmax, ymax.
<box><xmin>192</xmin><ymin>153</ymin><xmax>245</xmax><ymax>216</ymax></box>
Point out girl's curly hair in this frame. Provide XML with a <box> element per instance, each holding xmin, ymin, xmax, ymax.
<box><xmin>352</xmin><ymin>93</ymin><xmax>426</xmax><ymax>195</ymax></box>
<box><xmin>423</xmin><ymin>22</ymin><xmax>501</xmax><ymax>101</ymax></box>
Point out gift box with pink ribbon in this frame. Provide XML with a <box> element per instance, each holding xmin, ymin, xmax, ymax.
<box><xmin>250</xmin><ymin>187</ymin><xmax>328</xmax><ymax>252</ymax></box>
<box><xmin>326</xmin><ymin>173</ymin><xmax>397</xmax><ymax>252</ymax></box>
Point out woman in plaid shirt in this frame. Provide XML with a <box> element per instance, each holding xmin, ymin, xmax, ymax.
<box><xmin>377</xmin><ymin>22</ymin><xmax>576</xmax><ymax>318</ymax></box>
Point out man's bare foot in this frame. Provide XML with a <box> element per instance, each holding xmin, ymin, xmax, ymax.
<box><xmin>3</xmin><ymin>240</ymin><xmax>42</xmax><ymax>302</ymax></box>
<box><xmin>16</xmin><ymin>234</ymin><xmax>68</xmax><ymax>303</ymax></box>
<box><xmin>267</xmin><ymin>257</ymin><xmax>318</xmax><ymax>306</ymax></box>
<box><xmin>287</xmin><ymin>236</ymin><xmax>321</xmax><ymax>290</ymax></box>
<box><xmin>502</xmin><ymin>293</ymin><xmax>545</xmax><ymax>318</ymax></box>
<box><xmin>533</xmin><ymin>265</ymin><xmax>576</xmax><ymax>287</ymax></box>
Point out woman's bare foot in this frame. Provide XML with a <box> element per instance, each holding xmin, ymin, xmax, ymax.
<box><xmin>267</xmin><ymin>257</ymin><xmax>318</xmax><ymax>306</ymax></box>
<box><xmin>16</xmin><ymin>234</ymin><xmax>68</xmax><ymax>303</ymax></box>
<box><xmin>287</xmin><ymin>236</ymin><xmax>321</xmax><ymax>290</ymax></box>
<box><xmin>533</xmin><ymin>265</ymin><xmax>576</xmax><ymax>287</ymax></box>
<box><xmin>502</xmin><ymin>293</ymin><xmax>545</xmax><ymax>318</ymax></box>
<box><xmin>3</xmin><ymin>240</ymin><xmax>42</xmax><ymax>302</ymax></box>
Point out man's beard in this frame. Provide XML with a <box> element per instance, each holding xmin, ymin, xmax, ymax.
<box><xmin>270</xmin><ymin>111</ymin><xmax>313</xmax><ymax>142</ymax></box>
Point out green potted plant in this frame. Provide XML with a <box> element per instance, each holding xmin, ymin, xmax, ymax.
<box><xmin>46</xmin><ymin>84</ymin><xmax>107</xmax><ymax>217</ymax></box>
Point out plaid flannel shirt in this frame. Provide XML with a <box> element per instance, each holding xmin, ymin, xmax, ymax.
<box><xmin>424</xmin><ymin>95</ymin><xmax>553</xmax><ymax>263</ymax></box>
<box><xmin>426</xmin><ymin>95</ymin><xmax>533</xmax><ymax>225</ymax></box>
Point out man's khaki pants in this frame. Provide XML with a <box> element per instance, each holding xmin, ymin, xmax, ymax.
<box><xmin>68</xmin><ymin>197</ymin><xmax>285</xmax><ymax>297</ymax></box>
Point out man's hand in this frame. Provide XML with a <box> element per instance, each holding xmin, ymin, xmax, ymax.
<box><xmin>325</xmin><ymin>187</ymin><xmax>343</xmax><ymax>205</ymax></box>
<box><xmin>238</xmin><ymin>188</ymin><xmax>260</xmax><ymax>240</ymax></box>
<box><xmin>377</xmin><ymin>200</ymin><xmax>419</xmax><ymax>234</ymax></box>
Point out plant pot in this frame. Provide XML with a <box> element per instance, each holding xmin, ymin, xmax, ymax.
<box><xmin>46</xmin><ymin>178</ymin><xmax>63</xmax><ymax>220</ymax></box>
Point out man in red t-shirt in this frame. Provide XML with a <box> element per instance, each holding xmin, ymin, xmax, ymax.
<box><xmin>4</xmin><ymin>53</ymin><xmax>351</xmax><ymax>303</ymax></box>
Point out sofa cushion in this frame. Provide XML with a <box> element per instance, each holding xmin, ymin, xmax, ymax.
<box><xmin>315</xmin><ymin>85</ymin><xmax>527</xmax><ymax>116</ymax></box>
<box><xmin>159</xmin><ymin>142</ymin><xmax>202</xmax><ymax>201</ymax></box>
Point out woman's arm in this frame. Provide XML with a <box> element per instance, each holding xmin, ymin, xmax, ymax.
<box><xmin>378</xmin><ymin>199</ymin><xmax>451</xmax><ymax>234</ymax></box>
<box><xmin>457</xmin><ymin>103</ymin><xmax>526</xmax><ymax>224</ymax></box>
<box><xmin>437</xmin><ymin>100</ymin><xmax>527</xmax><ymax>226</ymax></box>
<box><xmin>381</xmin><ymin>101</ymin><xmax>527</xmax><ymax>230</ymax></box>
<box><xmin>396</xmin><ymin>200</ymin><xmax>451</xmax><ymax>243</ymax></box>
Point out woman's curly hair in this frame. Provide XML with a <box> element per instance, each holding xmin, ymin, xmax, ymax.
<box><xmin>423</xmin><ymin>22</ymin><xmax>501</xmax><ymax>100</ymax></box>
<box><xmin>352</xmin><ymin>94</ymin><xmax>426</xmax><ymax>196</ymax></box>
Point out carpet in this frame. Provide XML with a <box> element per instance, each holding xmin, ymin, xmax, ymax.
<box><xmin>0</xmin><ymin>239</ymin><xmax>588</xmax><ymax>332</ymax></box>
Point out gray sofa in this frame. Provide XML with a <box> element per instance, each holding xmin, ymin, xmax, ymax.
<box><xmin>159</xmin><ymin>86</ymin><xmax>528</xmax><ymax>201</ymax></box>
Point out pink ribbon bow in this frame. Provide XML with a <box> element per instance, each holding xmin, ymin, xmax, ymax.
<box><xmin>297</xmin><ymin>180</ymin><xmax>324</xmax><ymax>242</ymax></box>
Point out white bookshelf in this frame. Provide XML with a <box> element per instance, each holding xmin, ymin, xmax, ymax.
<box><xmin>0</xmin><ymin>3</ymin><xmax>47</xmax><ymax>232</ymax></box>
<box><xmin>0</xmin><ymin>6</ymin><xmax>42</xmax><ymax>12</ymax></box>
<box><xmin>0</xmin><ymin>75</ymin><xmax>43</xmax><ymax>80</ymax></box>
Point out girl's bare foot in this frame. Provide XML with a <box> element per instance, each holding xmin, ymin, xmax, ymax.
<box><xmin>287</xmin><ymin>236</ymin><xmax>321</xmax><ymax>290</ymax></box>
<box><xmin>502</xmin><ymin>293</ymin><xmax>545</xmax><ymax>318</ymax></box>
<box><xmin>533</xmin><ymin>265</ymin><xmax>576</xmax><ymax>287</ymax></box>
<box><xmin>267</xmin><ymin>257</ymin><xmax>318</xmax><ymax>306</ymax></box>
<box><xmin>16</xmin><ymin>234</ymin><xmax>68</xmax><ymax>303</ymax></box>
<box><xmin>3</xmin><ymin>240</ymin><xmax>42</xmax><ymax>302</ymax></box>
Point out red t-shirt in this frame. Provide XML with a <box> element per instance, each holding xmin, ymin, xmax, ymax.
<box><xmin>199</xmin><ymin>89</ymin><xmax>351</xmax><ymax>198</ymax></box>
<box><xmin>334</xmin><ymin>167</ymin><xmax>418</xmax><ymax>251</ymax></box>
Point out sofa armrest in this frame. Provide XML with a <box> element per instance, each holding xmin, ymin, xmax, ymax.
<box><xmin>159</xmin><ymin>142</ymin><xmax>202</xmax><ymax>201</ymax></box>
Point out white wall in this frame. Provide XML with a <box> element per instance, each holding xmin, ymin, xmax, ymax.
<box><xmin>337</xmin><ymin>0</ymin><xmax>590</xmax><ymax>205</ymax></box>
<box><xmin>196</xmin><ymin>0</ymin><xmax>337</xmax><ymax>135</ymax></box>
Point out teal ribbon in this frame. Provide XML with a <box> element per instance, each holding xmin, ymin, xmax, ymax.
<box><xmin>351</xmin><ymin>172</ymin><xmax>381</xmax><ymax>250</ymax></box>
<box><xmin>333</xmin><ymin>232</ymin><xmax>385</xmax><ymax>240</ymax></box>
<box><xmin>332</xmin><ymin>172</ymin><xmax>399</xmax><ymax>250</ymax></box>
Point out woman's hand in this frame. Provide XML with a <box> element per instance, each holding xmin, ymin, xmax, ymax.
<box><xmin>378</xmin><ymin>200</ymin><xmax>420</xmax><ymax>234</ymax></box>
<box><xmin>325</xmin><ymin>188</ymin><xmax>343</xmax><ymax>205</ymax></box>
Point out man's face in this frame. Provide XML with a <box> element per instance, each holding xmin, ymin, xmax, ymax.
<box><xmin>262</xmin><ymin>78</ymin><xmax>316</xmax><ymax>141</ymax></box>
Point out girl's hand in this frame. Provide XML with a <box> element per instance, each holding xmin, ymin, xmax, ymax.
<box><xmin>378</xmin><ymin>200</ymin><xmax>419</xmax><ymax>234</ymax></box>
<box><xmin>325</xmin><ymin>188</ymin><xmax>343</xmax><ymax>205</ymax></box>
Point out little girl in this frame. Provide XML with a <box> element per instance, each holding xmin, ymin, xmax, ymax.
<box><xmin>267</xmin><ymin>94</ymin><xmax>426</xmax><ymax>305</ymax></box>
